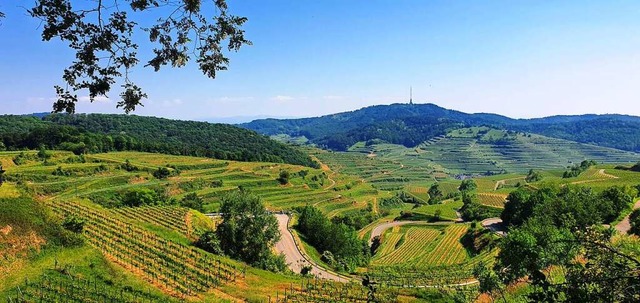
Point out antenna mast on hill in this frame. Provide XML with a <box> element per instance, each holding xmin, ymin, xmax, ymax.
<box><xmin>409</xmin><ymin>86</ymin><xmax>413</xmax><ymax>105</ymax></box>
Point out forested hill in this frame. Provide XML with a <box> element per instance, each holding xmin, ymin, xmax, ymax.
<box><xmin>0</xmin><ymin>114</ymin><xmax>319</xmax><ymax>168</ymax></box>
<box><xmin>241</xmin><ymin>103</ymin><xmax>640</xmax><ymax>152</ymax></box>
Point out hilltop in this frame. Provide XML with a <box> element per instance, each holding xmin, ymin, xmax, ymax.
<box><xmin>241</xmin><ymin>103</ymin><xmax>640</xmax><ymax>152</ymax></box>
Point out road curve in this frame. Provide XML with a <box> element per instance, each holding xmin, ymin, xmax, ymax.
<box><xmin>481</xmin><ymin>217</ymin><xmax>506</xmax><ymax>237</ymax></box>
<box><xmin>274</xmin><ymin>214</ymin><xmax>350</xmax><ymax>282</ymax></box>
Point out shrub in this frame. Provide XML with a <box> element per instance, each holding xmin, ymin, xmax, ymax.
<box><xmin>277</xmin><ymin>170</ymin><xmax>290</xmax><ymax>185</ymax></box>
<box><xmin>194</xmin><ymin>231</ymin><xmax>222</xmax><ymax>255</ymax></box>
<box><xmin>62</xmin><ymin>215</ymin><xmax>85</xmax><ymax>233</ymax></box>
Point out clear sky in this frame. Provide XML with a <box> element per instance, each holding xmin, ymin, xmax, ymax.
<box><xmin>1</xmin><ymin>0</ymin><xmax>639</xmax><ymax>121</ymax></box>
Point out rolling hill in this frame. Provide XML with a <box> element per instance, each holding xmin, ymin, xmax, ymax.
<box><xmin>241</xmin><ymin>103</ymin><xmax>640</xmax><ymax>153</ymax></box>
<box><xmin>0</xmin><ymin>114</ymin><xmax>319</xmax><ymax>168</ymax></box>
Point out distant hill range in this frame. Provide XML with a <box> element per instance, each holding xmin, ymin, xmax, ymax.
<box><xmin>241</xmin><ymin>103</ymin><xmax>640</xmax><ymax>153</ymax></box>
<box><xmin>0</xmin><ymin>114</ymin><xmax>318</xmax><ymax>168</ymax></box>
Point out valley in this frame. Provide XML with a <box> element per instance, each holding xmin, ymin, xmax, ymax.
<box><xmin>2</xmin><ymin>106</ymin><xmax>640</xmax><ymax>302</ymax></box>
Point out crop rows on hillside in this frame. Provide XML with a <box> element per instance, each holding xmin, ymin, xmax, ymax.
<box><xmin>111</xmin><ymin>206</ymin><xmax>192</xmax><ymax>237</ymax></box>
<box><xmin>6</xmin><ymin>272</ymin><xmax>177</xmax><ymax>303</ymax></box>
<box><xmin>417</xmin><ymin>130</ymin><xmax>640</xmax><ymax>174</ymax></box>
<box><xmin>477</xmin><ymin>193</ymin><xmax>507</xmax><ymax>208</ymax></box>
<box><xmin>49</xmin><ymin>200</ymin><xmax>242</xmax><ymax>299</ymax></box>
<box><xmin>272</xmin><ymin>279</ymin><xmax>397</xmax><ymax>303</ymax></box>
<box><xmin>373</xmin><ymin>225</ymin><xmax>470</xmax><ymax>268</ymax></box>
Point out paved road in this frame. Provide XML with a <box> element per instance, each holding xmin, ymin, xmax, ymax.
<box><xmin>616</xmin><ymin>199</ymin><xmax>640</xmax><ymax>234</ymax></box>
<box><xmin>481</xmin><ymin>218</ymin><xmax>506</xmax><ymax>237</ymax></box>
<box><xmin>274</xmin><ymin>214</ymin><xmax>349</xmax><ymax>282</ymax></box>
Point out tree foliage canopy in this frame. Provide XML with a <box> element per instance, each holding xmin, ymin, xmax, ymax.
<box><xmin>24</xmin><ymin>0</ymin><xmax>250</xmax><ymax>113</ymax></box>
<box><xmin>0</xmin><ymin>114</ymin><xmax>319</xmax><ymax>168</ymax></box>
<box><xmin>216</xmin><ymin>190</ymin><xmax>284</xmax><ymax>271</ymax></box>
<box><xmin>296</xmin><ymin>205</ymin><xmax>370</xmax><ymax>271</ymax></box>
<box><xmin>483</xmin><ymin>185</ymin><xmax>640</xmax><ymax>302</ymax></box>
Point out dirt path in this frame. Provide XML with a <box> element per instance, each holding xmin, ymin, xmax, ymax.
<box><xmin>615</xmin><ymin>199</ymin><xmax>640</xmax><ymax>234</ymax></box>
<box><xmin>311</xmin><ymin>155</ymin><xmax>337</xmax><ymax>190</ymax></box>
<box><xmin>598</xmin><ymin>169</ymin><xmax>619</xmax><ymax>179</ymax></box>
<box><xmin>494</xmin><ymin>177</ymin><xmax>525</xmax><ymax>191</ymax></box>
<box><xmin>570</xmin><ymin>169</ymin><xmax>620</xmax><ymax>185</ymax></box>
<box><xmin>371</xmin><ymin>197</ymin><xmax>379</xmax><ymax>215</ymax></box>
<box><xmin>274</xmin><ymin>214</ymin><xmax>350</xmax><ymax>282</ymax></box>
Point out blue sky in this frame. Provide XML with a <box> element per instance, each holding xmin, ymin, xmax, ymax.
<box><xmin>1</xmin><ymin>0</ymin><xmax>639</xmax><ymax>121</ymax></box>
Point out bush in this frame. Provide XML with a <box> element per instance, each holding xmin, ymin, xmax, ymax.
<box><xmin>301</xmin><ymin>265</ymin><xmax>313</xmax><ymax>276</ymax></box>
<box><xmin>152</xmin><ymin>167</ymin><xmax>172</xmax><ymax>179</ymax></box>
<box><xmin>277</xmin><ymin>170</ymin><xmax>290</xmax><ymax>185</ymax></box>
<box><xmin>211</xmin><ymin>179</ymin><xmax>224</xmax><ymax>187</ymax></box>
<box><xmin>120</xmin><ymin>159</ymin><xmax>138</xmax><ymax>172</ymax></box>
<box><xmin>121</xmin><ymin>188</ymin><xmax>159</xmax><ymax>207</ymax></box>
<box><xmin>180</xmin><ymin>193</ymin><xmax>204</xmax><ymax>212</ymax></box>
<box><xmin>61</xmin><ymin>215</ymin><xmax>85</xmax><ymax>233</ymax></box>
<box><xmin>630</xmin><ymin>209</ymin><xmax>640</xmax><ymax>236</ymax></box>
<box><xmin>194</xmin><ymin>231</ymin><xmax>222</xmax><ymax>255</ymax></box>
<box><xmin>52</xmin><ymin>166</ymin><xmax>70</xmax><ymax>176</ymax></box>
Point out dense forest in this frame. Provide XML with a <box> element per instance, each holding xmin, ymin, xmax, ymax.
<box><xmin>242</xmin><ymin>103</ymin><xmax>640</xmax><ymax>152</ymax></box>
<box><xmin>0</xmin><ymin>114</ymin><xmax>318</xmax><ymax>168</ymax></box>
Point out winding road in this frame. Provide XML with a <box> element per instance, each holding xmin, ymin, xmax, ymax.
<box><xmin>274</xmin><ymin>214</ymin><xmax>350</xmax><ymax>282</ymax></box>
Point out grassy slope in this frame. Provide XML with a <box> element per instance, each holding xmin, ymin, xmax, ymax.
<box><xmin>0</xmin><ymin>150</ymin><xmax>393</xmax><ymax>302</ymax></box>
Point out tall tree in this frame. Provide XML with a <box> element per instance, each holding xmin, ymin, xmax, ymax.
<box><xmin>23</xmin><ymin>0</ymin><xmax>250</xmax><ymax>113</ymax></box>
<box><xmin>216</xmin><ymin>190</ymin><xmax>282</xmax><ymax>269</ymax></box>
<box><xmin>458</xmin><ymin>179</ymin><xmax>477</xmax><ymax>192</ymax></box>
<box><xmin>427</xmin><ymin>183</ymin><xmax>443</xmax><ymax>204</ymax></box>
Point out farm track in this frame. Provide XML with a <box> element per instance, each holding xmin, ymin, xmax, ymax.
<box><xmin>615</xmin><ymin>199</ymin><xmax>640</xmax><ymax>234</ymax></box>
<box><xmin>493</xmin><ymin>177</ymin><xmax>525</xmax><ymax>190</ymax></box>
<box><xmin>310</xmin><ymin>155</ymin><xmax>337</xmax><ymax>190</ymax></box>
<box><xmin>570</xmin><ymin>169</ymin><xmax>620</xmax><ymax>185</ymax></box>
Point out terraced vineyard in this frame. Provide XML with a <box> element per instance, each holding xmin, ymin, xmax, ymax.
<box><xmin>477</xmin><ymin>193</ymin><xmax>507</xmax><ymax>208</ymax></box>
<box><xmin>50</xmin><ymin>199</ymin><xmax>243</xmax><ymax>299</ymax></box>
<box><xmin>310</xmin><ymin>147</ymin><xmax>440</xmax><ymax>190</ymax></box>
<box><xmin>373</xmin><ymin>224</ymin><xmax>471</xmax><ymax>267</ymax></box>
<box><xmin>1</xmin><ymin>150</ymin><xmax>389</xmax><ymax>301</ymax></box>
<box><xmin>111</xmin><ymin>206</ymin><xmax>194</xmax><ymax>238</ymax></box>
<box><xmin>417</xmin><ymin>127</ymin><xmax>640</xmax><ymax>174</ymax></box>
<box><xmin>6</xmin><ymin>145</ymin><xmax>636</xmax><ymax>301</ymax></box>
<box><xmin>273</xmin><ymin>279</ymin><xmax>398</xmax><ymax>302</ymax></box>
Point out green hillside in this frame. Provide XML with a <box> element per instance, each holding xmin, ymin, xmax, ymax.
<box><xmin>242</xmin><ymin>103</ymin><xmax>640</xmax><ymax>152</ymax></box>
<box><xmin>0</xmin><ymin>114</ymin><xmax>318</xmax><ymax>168</ymax></box>
<box><xmin>311</xmin><ymin>127</ymin><xmax>640</xmax><ymax>191</ymax></box>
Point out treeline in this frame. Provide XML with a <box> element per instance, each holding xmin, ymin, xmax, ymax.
<box><xmin>295</xmin><ymin>205</ymin><xmax>370</xmax><ymax>271</ymax></box>
<box><xmin>0</xmin><ymin>114</ymin><xmax>319</xmax><ymax>168</ymax></box>
<box><xmin>501</xmin><ymin>185</ymin><xmax>633</xmax><ymax>228</ymax></box>
<box><xmin>562</xmin><ymin>160</ymin><xmax>597</xmax><ymax>178</ymax></box>
<box><xmin>243</xmin><ymin>103</ymin><xmax>640</xmax><ymax>152</ymax></box>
